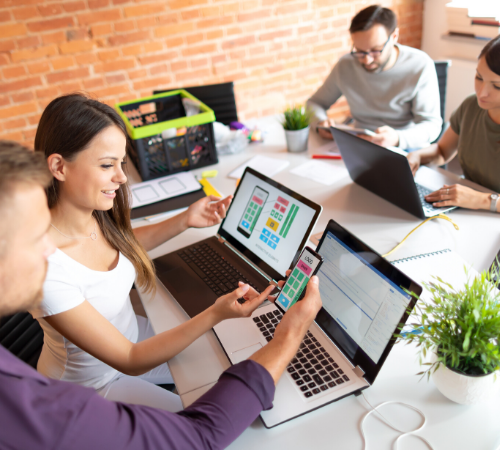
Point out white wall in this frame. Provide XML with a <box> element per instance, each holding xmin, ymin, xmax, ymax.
<box><xmin>422</xmin><ymin>0</ymin><xmax>486</xmax><ymax>120</ymax></box>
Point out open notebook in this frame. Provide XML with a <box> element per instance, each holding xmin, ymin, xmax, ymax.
<box><xmin>390</xmin><ymin>249</ymin><xmax>478</xmax><ymax>302</ymax></box>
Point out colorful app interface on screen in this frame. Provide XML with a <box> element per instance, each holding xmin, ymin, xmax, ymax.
<box><xmin>238</xmin><ymin>186</ymin><xmax>268</xmax><ymax>236</ymax></box>
<box><xmin>276</xmin><ymin>250</ymin><xmax>321</xmax><ymax>312</ymax></box>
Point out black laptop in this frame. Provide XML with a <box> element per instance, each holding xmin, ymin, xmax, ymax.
<box><xmin>330</xmin><ymin>127</ymin><xmax>459</xmax><ymax>219</ymax></box>
<box><xmin>153</xmin><ymin>167</ymin><xmax>322</xmax><ymax>318</ymax></box>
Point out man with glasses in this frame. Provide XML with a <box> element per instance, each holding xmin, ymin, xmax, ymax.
<box><xmin>307</xmin><ymin>5</ymin><xmax>442</xmax><ymax>150</ymax></box>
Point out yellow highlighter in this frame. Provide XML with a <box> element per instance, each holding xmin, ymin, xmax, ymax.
<box><xmin>199</xmin><ymin>178</ymin><xmax>222</xmax><ymax>198</ymax></box>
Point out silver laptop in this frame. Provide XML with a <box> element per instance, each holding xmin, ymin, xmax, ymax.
<box><xmin>214</xmin><ymin>219</ymin><xmax>421</xmax><ymax>428</ymax></box>
<box><xmin>330</xmin><ymin>126</ymin><xmax>466</xmax><ymax>219</ymax></box>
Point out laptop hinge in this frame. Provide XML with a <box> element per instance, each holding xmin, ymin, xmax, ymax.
<box><xmin>215</xmin><ymin>233</ymin><xmax>277</xmax><ymax>285</ymax></box>
<box><xmin>353</xmin><ymin>365</ymin><xmax>365</xmax><ymax>378</ymax></box>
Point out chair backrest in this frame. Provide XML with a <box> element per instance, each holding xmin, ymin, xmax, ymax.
<box><xmin>0</xmin><ymin>312</ymin><xmax>43</xmax><ymax>368</ymax></box>
<box><xmin>154</xmin><ymin>82</ymin><xmax>238</xmax><ymax>126</ymax></box>
<box><xmin>433</xmin><ymin>60</ymin><xmax>451</xmax><ymax>143</ymax></box>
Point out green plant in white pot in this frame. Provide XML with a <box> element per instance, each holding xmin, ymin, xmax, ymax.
<box><xmin>400</xmin><ymin>265</ymin><xmax>500</xmax><ymax>405</ymax></box>
<box><xmin>281</xmin><ymin>105</ymin><xmax>313</xmax><ymax>153</ymax></box>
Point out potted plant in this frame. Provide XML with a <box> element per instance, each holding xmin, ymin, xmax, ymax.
<box><xmin>400</xmin><ymin>265</ymin><xmax>500</xmax><ymax>405</ymax></box>
<box><xmin>281</xmin><ymin>105</ymin><xmax>313</xmax><ymax>153</ymax></box>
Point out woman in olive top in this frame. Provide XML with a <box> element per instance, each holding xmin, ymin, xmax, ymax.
<box><xmin>407</xmin><ymin>35</ymin><xmax>500</xmax><ymax>212</ymax></box>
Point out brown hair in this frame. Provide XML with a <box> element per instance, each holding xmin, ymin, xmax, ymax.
<box><xmin>350</xmin><ymin>5</ymin><xmax>397</xmax><ymax>35</ymax></box>
<box><xmin>34</xmin><ymin>93</ymin><xmax>156</xmax><ymax>293</ymax></box>
<box><xmin>479</xmin><ymin>35</ymin><xmax>500</xmax><ymax>76</ymax></box>
<box><xmin>0</xmin><ymin>140</ymin><xmax>52</xmax><ymax>202</ymax></box>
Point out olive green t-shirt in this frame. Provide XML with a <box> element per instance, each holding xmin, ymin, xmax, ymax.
<box><xmin>450</xmin><ymin>94</ymin><xmax>500</xmax><ymax>192</ymax></box>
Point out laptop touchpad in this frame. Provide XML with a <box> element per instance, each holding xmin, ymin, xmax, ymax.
<box><xmin>164</xmin><ymin>268</ymin><xmax>204</xmax><ymax>294</ymax></box>
<box><xmin>231</xmin><ymin>343</ymin><xmax>263</xmax><ymax>364</ymax></box>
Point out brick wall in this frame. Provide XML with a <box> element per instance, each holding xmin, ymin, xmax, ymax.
<box><xmin>0</xmin><ymin>0</ymin><xmax>423</xmax><ymax>146</ymax></box>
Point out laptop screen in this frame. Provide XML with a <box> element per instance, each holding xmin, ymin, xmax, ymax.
<box><xmin>315</xmin><ymin>220</ymin><xmax>421</xmax><ymax>385</ymax></box>
<box><xmin>219</xmin><ymin>168</ymin><xmax>321</xmax><ymax>279</ymax></box>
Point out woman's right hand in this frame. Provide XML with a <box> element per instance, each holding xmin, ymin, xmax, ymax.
<box><xmin>407</xmin><ymin>152</ymin><xmax>421</xmax><ymax>176</ymax></box>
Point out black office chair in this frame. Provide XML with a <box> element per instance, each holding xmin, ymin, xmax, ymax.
<box><xmin>154</xmin><ymin>82</ymin><xmax>238</xmax><ymax>126</ymax></box>
<box><xmin>433</xmin><ymin>60</ymin><xmax>451</xmax><ymax>144</ymax></box>
<box><xmin>0</xmin><ymin>312</ymin><xmax>44</xmax><ymax>368</ymax></box>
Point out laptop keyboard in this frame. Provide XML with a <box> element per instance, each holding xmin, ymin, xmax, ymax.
<box><xmin>253</xmin><ymin>311</ymin><xmax>350</xmax><ymax>399</ymax></box>
<box><xmin>178</xmin><ymin>243</ymin><xmax>257</xmax><ymax>297</ymax></box>
<box><xmin>416</xmin><ymin>184</ymin><xmax>448</xmax><ymax>213</ymax></box>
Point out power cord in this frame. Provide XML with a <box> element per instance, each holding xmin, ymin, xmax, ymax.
<box><xmin>359</xmin><ymin>391</ymin><xmax>434</xmax><ymax>450</ymax></box>
<box><xmin>382</xmin><ymin>214</ymin><xmax>459</xmax><ymax>258</ymax></box>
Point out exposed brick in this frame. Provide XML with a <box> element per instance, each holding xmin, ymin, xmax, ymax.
<box><xmin>122</xmin><ymin>43</ymin><xmax>142</xmax><ymax>56</ymax></box>
<box><xmin>17</xmin><ymin>36</ymin><xmax>41</xmax><ymax>49</ymax></box>
<box><xmin>78</xmin><ymin>9</ymin><xmax>121</xmax><ymax>26</ymax></box>
<box><xmin>66</xmin><ymin>28</ymin><xmax>89</xmax><ymax>41</ymax></box>
<box><xmin>12</xmin><ymin>6</ymin><xmax>38</xmax><ymax>21</ymax></box>
<box><xmin>169</xmin><ymin>0</ymin><xmax>208</xmax><ymax>9</ymax></box>
<box><xmin>82</xmin><ymin>77</ymin><xmax>105</xmax><ymax>89</ymax></box>
<box><xmin>27</xmin><ymin>61</ymin><xmax>51</xmax><ymax>74</ymax></box>
<box><xmin>27</xmin><ymin>17</ymin><xmax>74</xmax><ymax>33</ymax></box>
<box><xmin>108</xmin><ymin>30</ymin><xmax>150</xmax><ymax>46</ymax></box>
<box><xmin>2</xmin><ymin>65</ymin><xmax>27</xmax><ymax>79</ymax></box>
<box><xmin>137</xmin><ymin>17</ymin><xmax>157</xmax><ymax>30</ymax></box>
<box><xmin>127</xmin><ymin>68</ymin><xmax>147</xmax><ymax>80</ymax></box>
<box><xmin>259</xmin><ymin>29</ymin><xmax>293</xmax><ymax>41</ymax></box>
<box><xmin>114</xmin><ymin>20</ymin><xmax>135</xmax><ymax>33</ymax></box>
<box><xmin>181</xmin><ymin>43</ymin><xmax>216</xmax><ymax>57</ymax></box>
<box><xmin>143</xmin><ymin>42</ymin><xmax>163</xmax><ymax>53</ymax></box>
<box><xmin>36</xmin><ymin>86</ymin><xmax>59</xmax><ymax>99</ymax></box>
<box><xmin>11</xmin><ymin>45</ymin><xmax>57</xmax><ymax>62</ymax></box>
<box><xmin>222</xmin><ymin>35</ymin><xmax>255</xmax><ymax>49</ymax></box>
<box><xmin>166</xmin><ymin>37</ymin><xmax>183</xmax><ymax>47</ymax></box>
<box><xmin>88</xmin><ymin>0</ymin><xmax>109</xmax><ymax>9</ymax></box>
<box><xmin>0</xmin><ymin>10</ymin><xmax>11</xmax><ymax>22</ymax></box>
<box><xmin>155</xmin><ymin>22</ymin><xmax>194</xmax><ymax>37</ymax></box>
<box><xmin>124</xmin><ymin>2</ymin><xmax>166</xmax><ymax>18</ymax></box>
<box><xmin>175</xmin><ymin>67</ymin><xmax>211</xmax><ymax>82</ymax></box>
<box><xmin>0</xmin><ymin>96</ymin><xmax>9</xmax><ymax>107</ymax></box>
<box><xmin>0</xmin><ymin>23</ymin><xmax>28</xmax><ymax>37</ymax></box>
<box><xmin>201</xmin><ymin>6</ymin><xmax>220</xmax><ymax>17</ymax></box>
<box><xmin>105</xmin><ymin>73</ymin><xmax>126</xmax><ymax>84</ymax></box>
<box><xmin>63</xmin><ymin>1</ymin><xmax>86</xmax><ymax>13</ymax></box>
<box><xmin>59</xmin><ymin>40</ymin><xmax>95</xmax><ymax>54</ymax></box>
<box><xmin>90</xmin><ymin>84</ymin><xmax>129</xmax><ymax>98</ymax></box>
<box><xmin>187</xmin><ymin>33</ymin><xmax>204</xmax><ymax>45</ymax></box>
<box><xmin>191</xmin><ymin>57</ymin><xmax>209</xmax><ymax>68</ymax></box>
<box><xmin>138</xmin><ymin>52</ymin><xmax>176</xmax><ymax>65</ymax></box>
<box><xmin>41</xmin><ymin>31</ymin><xmax>66</xmax><ymax>45</ymax></box>
<box><xmin>171</xmin><ymin>60</ymin><xmax>188</xmax><ymax>71</ymax></box>
<box><xmin>0</xmin><ymin>40</ymin><xmax>15</xmax><ymax>52</ymax></box>
<box><xmin>46</xmin><ymin>67</ymin><xmax>90</xmax><ymax>84</ymax></box>
<box><xmin>0</xmin><ymin>131</ymin><xmax>23</xmax><ymax>141</ymax></box>
<box><xmin>149</xmin><ymin>63</ymin><xmax>168</xmax><ymax>76</ymax></box>
<box><xmin>132</xmin><ymin>76</ymin><xmax>172</xmax><ymax>90</ymax></box>
<box><xmin>27</xmin><ymin>113</ymin><xmax>42</xmax><ymax>125</ymax></box>
<box><xmin>180</xmin><ymin>10</ymin><xmax>199</xmax><ymax>20</ymax></box>
<box><xmin>197</xmin><ymin>16</ymin><xmax>233</xmax><ymax>29</ymax></box>
<box><xmin>38</xmin><ymin>4</ymin><xmax>64</xmax><ymax>17</ymax></box>
<box><xmin>207</xmin><ymin>30</ymin><xmax>223</xmax><ymax>40</ymax></box>
<box><xmin>93</xmin><ymin>58</ymin><xmax>135</xmax><ymax>73</ymax></box>
<box><xmin>11</xmin><ymin>91</ymin><xmax>34</xmax><ymax>103</ymax></box>
<box><xmin>238</xmin><ymin>9</ymin><xmax>272</xmax><ymax>22</ymax></box>
<box><xmin>4</xmin><ymin>117</ymin><xmax>26</xmax><ymax>129</ymax></box>
<box><xmin>91</xmin><ymin>23</ymin><xmax>113</xmax><ymax>36</ymax></box>
<box><xmin>0</xmin><ymin>102</ymin><xmax>38</xmax><ymax>119</ymax></box>
<box><xmin>98</xmin><ymin>49</ymin><xmax>120</xmax><ymax>61</ymax></box>
<box><xmin>51</xmin><ymin>56</ymin><xmax>75</xmax><ymax>70</ymax></box>
<box><xmin>75</xmin><ymin>53</ymin><xmax>98</xmax><ymax>64</ymax></box>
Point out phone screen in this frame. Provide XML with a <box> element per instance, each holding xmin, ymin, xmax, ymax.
<box><xmin>276</xmin><ymin>248</ymin><xmax>322</xmax><ymax>312</ymax></box>
<box><xmin>237</xmin><ymin>186</ymin><xmax>268</xmax><ymax>238</ymax></box>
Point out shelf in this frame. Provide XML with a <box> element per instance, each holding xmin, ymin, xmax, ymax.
<box><xmin>441</xmin><ymin>33</ymin><xmax>492</xmax><ymax>45</ymax></box>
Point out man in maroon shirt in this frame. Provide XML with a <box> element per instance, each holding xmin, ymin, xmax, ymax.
<box><xmin>0</xmin><ymin>140</ymin><xmax>322</xmax><ymax>450</ymax></box>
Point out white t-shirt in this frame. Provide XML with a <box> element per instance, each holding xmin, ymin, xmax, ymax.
<box><xmin>30</xmin><ymin>248</ymin><xmax>138</xmax><ymax>390</ymax></box>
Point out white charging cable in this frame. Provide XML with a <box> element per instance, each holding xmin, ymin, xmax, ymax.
<box><xmin>359</xmin><ymin>391</ymin><xmax>434</xmax><ymax>450</ymax></box>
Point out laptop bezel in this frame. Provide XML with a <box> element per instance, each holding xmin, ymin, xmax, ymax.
<box><xmin>218</xmin><ymin>167</ymin><xmax>323</xmax><ymax>282</ymax></box>
<box><xmin>314</xmin><ymin>219</ymin><xmax>422</xmax><ymax>386</ymax></box>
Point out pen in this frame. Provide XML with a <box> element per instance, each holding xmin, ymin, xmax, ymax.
<box><xmin>312</xmin><ymin>154</ymin><xmax>342</xmax><ymax>160</ymax></box>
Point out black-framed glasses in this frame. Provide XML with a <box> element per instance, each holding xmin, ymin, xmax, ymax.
<box><xmin>351</xmin><ymin>35</ymin><xmax>392</xmax><ymax>59</ymax></box>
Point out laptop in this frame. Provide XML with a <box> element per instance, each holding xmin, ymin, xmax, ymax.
<box><xmin>213</xmin><ymin>218</ymin><xmax>422</xmax><ymax>427</ymax></box>
<box><xmin>330</xmin><ymin>126</ymin><xmax>463</xmax><ymax>219</ymax></box>
<box><xmin>153</xmin><ymin>167</ymin><xmax>323</xmax><ymax>318</ymax></box>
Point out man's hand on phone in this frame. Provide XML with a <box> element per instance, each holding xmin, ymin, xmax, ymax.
<box><xmin>317</xmin><ymin>119</ymin><xmax>335</xmax><ymax>140</ymax></box>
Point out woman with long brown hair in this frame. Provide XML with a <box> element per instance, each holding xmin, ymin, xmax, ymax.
<box><xmin>30</xmin><ymin>93</ymin><xmax>274</xmax><ymax>411</ymax></box>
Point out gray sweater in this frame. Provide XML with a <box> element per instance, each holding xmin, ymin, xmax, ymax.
<box><xmin>306</xmin><ymin>44</ymin><xmax>442</xmax><ymax>149</ymax></box>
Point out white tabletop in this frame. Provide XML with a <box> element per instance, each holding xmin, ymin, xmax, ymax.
<box><xmin>136</xmin><ymin>119</ymin><xmax>500</xmax><ymax>450</ymax></box>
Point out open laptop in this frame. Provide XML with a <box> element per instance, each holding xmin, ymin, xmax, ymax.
<box><xmin>330</xmin><ymin>126</ymin><xmax>464</xmax><ymax>219</ymax></box>
<box><xmin>153</xmin><ymin>167</ymin><xmax>323</xmax><ymax>318</ymax></box>
<box><xmin>213</xmin><ymin>218</ymin><xmax>421</xmax><ymax>427</ymax></box>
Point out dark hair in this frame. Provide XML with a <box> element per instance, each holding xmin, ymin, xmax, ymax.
<box><xmin>479</xmin><ymin>35</ymin><xmax>500</xmax><ymax>76</ymax></box>
<box><xmin>350</xmin><ymin>5</ymin><xmax>397</xmax><ymax>35</ymax></box>
<box><xmin>34</xmin><ymin>93</ymin><xmax>156</xmax><ymax>293</ymax></box>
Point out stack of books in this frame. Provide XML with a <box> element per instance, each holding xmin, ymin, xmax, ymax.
<box><xmin>446</xmin><ymin>1</ymin><xmax>500</xmax><ymax>39</ymax></box>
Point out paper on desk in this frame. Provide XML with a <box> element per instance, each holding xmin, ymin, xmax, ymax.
<box><xmin>130</xmin><ymin>172</ymin><xmax>201</xmax><ymax>208</ymax></box>
<box><xmin>228</xmin><ymin>155</ymin><xmax>290</xmax><ymax>179</ymax></box>
<box><xmin>290</xmin><ymin>160</ymin><xmax>348</xmax><ymax>186</ymax></box>
<box><xmin>315</xmin><ymin>141</ymin><xmax>340</xmax><ymax>155</ymax></box>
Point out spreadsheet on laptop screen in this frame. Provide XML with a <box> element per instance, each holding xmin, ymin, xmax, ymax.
<box><xmin>318</xmin><ymin>232</ymin><xmax>412</xmax><ymax>364</ymax></box>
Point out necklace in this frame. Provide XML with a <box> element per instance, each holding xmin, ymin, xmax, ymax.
<box><xmin>51</xmin><ymin>220</ymin><xmax>98</xmax><ymax>241</ymax></box>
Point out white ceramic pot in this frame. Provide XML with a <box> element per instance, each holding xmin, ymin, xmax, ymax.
<box><xmin>431</xmin><ymin>354</ymin><xmax>500</xmax><ymax>405</ymax></box>
<box><xmin>284</xmin><ymin>126</ymin><xmax>309</xmax><ymax>152</ymax></box>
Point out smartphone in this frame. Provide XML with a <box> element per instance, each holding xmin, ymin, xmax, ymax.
<box><xmin>275</xmin><ymin>246</ymin><xmax>324</xmax><ymax>313</ymax></box>
<box><xmin>237</xmin><ymin>186</ymin><xmax>268</xmax><ymax>238</ymax></box>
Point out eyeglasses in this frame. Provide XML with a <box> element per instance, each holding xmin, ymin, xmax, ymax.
<box><xmin>351</xmin><ymin>35</ymin><xmax>392</xmax><ymax>59</ymax></box>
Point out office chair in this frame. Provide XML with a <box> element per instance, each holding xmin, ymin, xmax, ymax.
<box><xmin>0</xmin><ymin>312</ymin><xmax>43</xmax><ymax>368</ymax></box>
<box><xmin>154</xmin><ymin>82</ymin><xmax>238</xmax><ymax>126</ymax></box>
<box><xmin>433</xmin><ymin>60</ymin><xmax>452</xmax><ymax>144</ymax></box>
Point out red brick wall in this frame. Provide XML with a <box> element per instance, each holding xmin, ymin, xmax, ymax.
<box><xmin>0</xmin><ymin>0</ymin><xmax>423</xmax><ymax>146</ymax></box>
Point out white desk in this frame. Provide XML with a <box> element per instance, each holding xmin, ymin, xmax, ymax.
<box><xmin>136</xmin><ymin>120</ymin><xmax>500</xmax><ymax>450</ymax></box>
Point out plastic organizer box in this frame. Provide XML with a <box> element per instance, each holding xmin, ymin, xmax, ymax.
<box><xmin>115</xmin><ymin>90</ymin><xmax>218</xmax><ymax>181</ymax></box>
